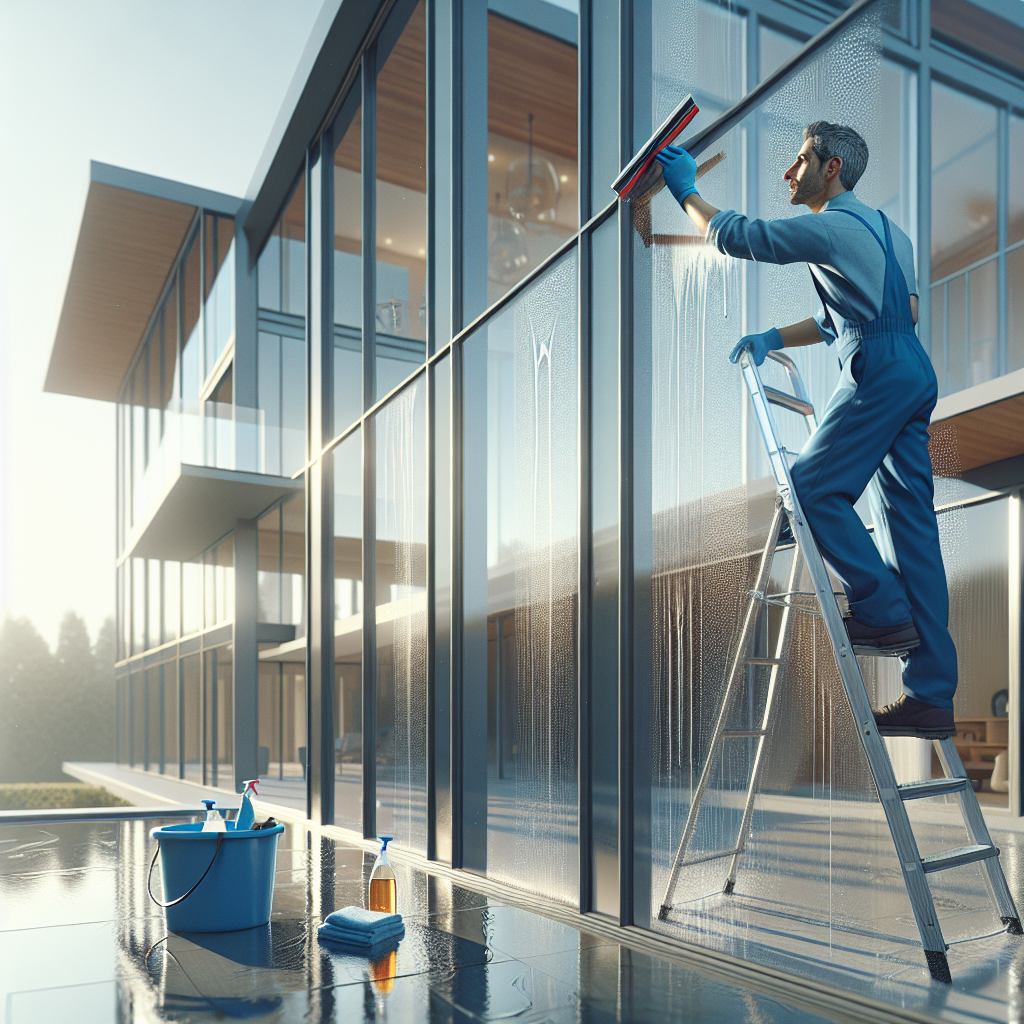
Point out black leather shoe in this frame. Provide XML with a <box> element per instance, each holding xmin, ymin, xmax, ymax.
<box><xmin>845</xmin><ymin>617</ymin><xmax>921</xmax><ymax>656</ymax></box>
<box><xmin>873</xmin><ymin>695</ymin><xmax>955</xmax><ymax>738</ymax></box>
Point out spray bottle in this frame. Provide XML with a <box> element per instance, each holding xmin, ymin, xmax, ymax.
<box><xmin>200</xmin><ymin>799</ymin><xmax>226</xmax><ymax>832</ymax></box>
<box><xmin>236</xmin><ymin>780</ymin><xmax>259</xmax><ymax>832</ymax></box>
<box><xmin>368</xmin><ymin>836</ymin><xmax>396</xmax><ymax>914</ymax></box>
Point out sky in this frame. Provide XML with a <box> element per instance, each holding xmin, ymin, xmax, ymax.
<box><xmin>0</xmin><ymin>0</ymin><xmax>325</xmax><ymax>648</ymax></box>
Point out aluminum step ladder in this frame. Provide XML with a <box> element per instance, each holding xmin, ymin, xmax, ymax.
<box><xmin>656</xmin><ymin>348</ymin><xmax>1021</xmax><ymax>983</ymax></box>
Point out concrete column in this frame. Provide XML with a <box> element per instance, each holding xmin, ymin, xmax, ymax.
<box><xmin>233</xmin><ymin>517</ymin><xmax>259</xmax><ymax>791</ymax></box>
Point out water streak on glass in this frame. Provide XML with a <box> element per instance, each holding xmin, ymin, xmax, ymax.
<box><xmin>376</xmin><ymin>378</ymin><xmax>428</xmax><ymax>853</ymax></box>
<box><xmin>484</xmin><ymin>251</ymin><xmax>578</xmax><ymax>904</ymax></box>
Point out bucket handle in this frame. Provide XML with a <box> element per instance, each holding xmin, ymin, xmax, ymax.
<box><xmin>147</xmin><ymin>833</ymin><xmax>225</xmax><ymax>908</ymax></box>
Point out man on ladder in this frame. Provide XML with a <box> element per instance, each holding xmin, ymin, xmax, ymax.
<box><xmin>657</xmin><ymin>122</ymin><xmax>956</xmax><ymax>740</ymax></box>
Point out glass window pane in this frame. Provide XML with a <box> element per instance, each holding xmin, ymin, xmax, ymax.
<box><xmin>146</xmin><ymin>668</ymin><xmax>160</xmax><ymax>771</ymax></box>
<box><xmin>375</xmin><ymin>376</ymin><xmax>428</xmax><ymax>853</ymax></box>
<box><xmin>931</xmin><ymin>81</ymin><xmax>997</xmax><ymax>280</ymax></box>
<box><xmin>218</xmin><ymin>537</ymin><xmax>234</xmax><ymax>625</ymax></box>
<box><xmin>182</xmin><ymin>557</ymin><xmax>201</xmax><ymax>636</ymax></box>
<box><xmin>1010</xmin><ymin>115</ymin><xmax>1024</xmax><ymax>247</ymax></box>
<box><xmin>333</xmin><ymin>93</ymin><xmax>363</xmax><ymax>431</ymax></box>
<box><xmin>465</xmin><ymin>249</ymin><xmax>579</xmax><ymax>901</ymax></box>
<box><xmin>932</xmin><ymin>0</ymin><xmax>1024</xmax><ymax>79</ymax></box>
<box><xmin>147</xmin><ymin>327</ymin><xmax>161</xmax><ymax>463</ymax></box>
<box><xmin>1008</xmin><ymin>245</ymin><xmax>1024</xmax><ymax>374</ymax></box>
<box><xmin>130</xmin><ymin>672</ymin><xmax>144</xmax><ymax>767</ymax></box>
<box><xmin>258</xmin><ymin>496</ymin><xmax>306</xmax><ymax>633</ymax></box>
<box><xmin>281</xmin><ymin>334</ymin><xmax>305</xmax><ymax>476</ymax></box>
<box><xmin>163</xmin><ymin>277</ymin><xmax>179</xmax><ymax>414</ymax></box>
<box><xmin>645</xmin><ymin>0</ymin><xmax>745</xmax><ymax>132</ymax></box>
<box><xmin>334</xmin><ymin>429</ymin><xmax>363</xmax><ymax>831</ymax></box>
<box><xmin>258</xmin><ymin>504</ymin><xmax>283</xmax><ymax>624</ymax></box>
<box><xmin>941</xmin><ymin>497</ymin><xmax>1009</xmax><ymax>809</ymax></box>
<box><xmin>148</xmin><ymin>558</ymin><xmax>161</xmax><ymax>648</ymax></box>
<box><xmin>484</xmin><ymin>8</ymin><xmax>578</xmax><ymax>312</ymax></box>
<box><xmin>204</xmin><ymin>214</ymin><xmax>236</xmax><ymax>379</ymax></box>
<box><xmin>433</xmin><ymin>355</ymin><xmax>452</xmax><ymax>861</ymax></box>
<box><xmin>204</xmin><ymin>646</ymin><xmax>233</xmax><ymax>787</ymax></box>
<box><xmin>258</xmin><ymin>332</ymin><xmax>282</xmax><ymax>476</ymax></box>
<box><xmin>181</xmin><ymin>654</ymin><xmax>201</xmax><ymax>783</ymax></box>
<box><xmin>283</xmin><ymin>492</ymin><xmax>306</xmax><ymax>634</ymax></box>
<box><xmin>375</xmin><ymin>1</ymin><xmax>427</xmax><ymax>399</ymax></box>
<box><xmin>759</xmin><ymin>25</ymin><xmax>801</xmax><ymax>83</ymax></box>
<box><xmin>948</xmin><ymin>273</ymin><xmax>967</xmax><ymax>396</ymax></box>
<box><xmin>162</xmin><ymin>663</ymin><xmax>178</xmax><ymax>776</ymax></box>
<box><xmin>258</xmin><ymin>176</ymin><xmax>305</xmax><ymax>316</ymax></box>
<box><xmin>181</xmin><ymin>229</ymin><xmax>202</xmax><ymax>401</ymax></box>
<box><xmin>132</xmin><ymin>558</ymin><xmax>145</xmax><ymax>655</ymax></box>
<box><xmin>968</xmin><ymin>259</ymin><xmax>998</xmax><ymax>388</ymax></box>
<box><xmin>258</xmin><ymin>659</ymin><xmax>306</xmax><ymax>787</ymax></box>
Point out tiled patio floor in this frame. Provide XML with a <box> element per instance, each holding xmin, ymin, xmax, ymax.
<box><xmin>0</xmin><ymin>813</ymin><xmax>857</xmax><ymax>1023</ymax></box>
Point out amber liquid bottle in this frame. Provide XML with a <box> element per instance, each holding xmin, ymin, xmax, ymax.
<box><xmin>368</xmin><ymin>835</ymin><xmax>397</xmax><ymax>914</ymax></box>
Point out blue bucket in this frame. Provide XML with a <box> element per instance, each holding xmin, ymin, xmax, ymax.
<box><xmin>149</xmin><ymin>821</ymin><xmax>285</xmax><ymax>932</ymax></box>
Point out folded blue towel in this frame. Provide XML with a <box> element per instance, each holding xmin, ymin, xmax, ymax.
<box><xmin>325</xmin><ymin>906</ymin><xmax>402</xmax><ymax>931</ymax></box>
<box><xmin>318</xmin><ymin>922</ymin><xmax>405</xmax><ymax>950</ymax></box>
<box><xmin>318</xmin><ymin>920</ymin><xmax>404</xmax><ymax>942</ymax></box>
<box><xmin>317</xmin><ymin>928</ymin><xmax>403</xmax><ymax>958</ymax></box>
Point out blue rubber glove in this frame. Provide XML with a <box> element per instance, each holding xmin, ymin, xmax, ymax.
<box><xmin>655</xmin><ymin>145</ymin><xmax>699</xmax><ymax>205</ymax></box>
<box><xmin>729</xmin><ymin>328</ymin><xmax>784</xmax><ymax>366</ymax></box>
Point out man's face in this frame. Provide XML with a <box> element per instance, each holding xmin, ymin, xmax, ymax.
<box><xmin>783</xmin><ymin>139</ymin><xmax>827</xmax><ymax>206</ymax></box>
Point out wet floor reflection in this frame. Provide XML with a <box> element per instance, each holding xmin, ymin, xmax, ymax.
<box><xmin>0</xmin><ymin>815</ymin><xmax>941</xmax><ymax>1022</ymax></box>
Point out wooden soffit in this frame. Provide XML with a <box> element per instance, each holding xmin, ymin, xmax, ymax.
<box><xmin>930</xmin><ymin>367</ymin><xmax>1024</xmax><ymax>472</ymax></box>
<box><xmin>45</xmin><ymin>162</ymin><xmax>241</xmax><ymax>403</ymax></box>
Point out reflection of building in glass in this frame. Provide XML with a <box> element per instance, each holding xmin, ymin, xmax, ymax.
<box><xmin>43</xmin><ymin>0</ymin><xmax>1024</xmax><ymax>994</ymax></box>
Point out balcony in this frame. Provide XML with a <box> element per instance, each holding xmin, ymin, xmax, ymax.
<box><xmin>122</xmin><ymin>400</ymin><xmax>303</xmax><ymax>563</ymax></box>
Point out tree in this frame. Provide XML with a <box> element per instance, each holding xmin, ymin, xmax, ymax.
<box><xmin>0</xmin><ymin>613</ymin><xmax>117</xmax><ymax>783</ymax></box>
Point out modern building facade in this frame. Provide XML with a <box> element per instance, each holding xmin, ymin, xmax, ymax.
<box><xmin>47</xmin><ymin>0</ymin><xmax>1024</xmax><ymax>959</ymax></box>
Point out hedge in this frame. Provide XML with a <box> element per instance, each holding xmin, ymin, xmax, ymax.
<box><xmin>0</xmin><ymin>783</ymin><xmax>130</xmax><ymax>810</ymax></box>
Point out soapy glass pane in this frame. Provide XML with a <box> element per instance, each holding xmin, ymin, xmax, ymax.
<box><xmin>481</xmin><ymin>249</ymin><xmax>579</xmax><ymax>904</ymax></box>
<box><xmin>333</xmin><ymin>429</ymin><xmax>363</xmax><ymax>833</ymax></box>
<box><xmin>375</xmin><ymin>376</ymin><xmax>428</xmax><ymax>853</ymax></box>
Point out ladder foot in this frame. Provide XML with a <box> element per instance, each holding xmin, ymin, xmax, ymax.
<box><xmin>925</xmin><ymin>950</ymin><xmax>952</xmax><ymax>984</ymax></box>
<box><xmin>657</xmin><ymin>904</ymin><xmax>672</xmax><ymax>922</ymax></box>
<box><xmin>723</xmin><ymin>878</ymin><xmax>735</xmax><ymax>895</ymax></box>
<box><xmin>1002</xmin><ymin>916</ymin><xmax>1023</xmax><ymax>935</ymax></box>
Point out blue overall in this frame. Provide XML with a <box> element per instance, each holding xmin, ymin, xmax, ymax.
<box><xmin>791</xmin><ymin>209</ymin><xmax>958</xmax><ymax>710</ymax></box>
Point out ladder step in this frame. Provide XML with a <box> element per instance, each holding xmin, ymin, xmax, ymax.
<box><xmin>681</xmin><ymin>848</ymin><xmax>742</xmax><ymax>869</ymax></box>
<box><xmin>921</xmin><ymin>844</ymin><xmax>998</xmax><ymax>874</ymax></box>
<box><xmin>763</xmin><ymin>385</ymin><xmax>814</xmax><ymax>418</ymax></box>
<box><xmin>898</xmin><ymin>778</ymin><xmax>968</xmax><ymax>801</ymax></box>
<box><xmin>722</xmin><ymin>729</ymin><xmax>767</xmax><ymax>738</ymax></box>
<box><xmin>744</xmin><ymin>658</ymin><xmax>781</xmax><ymax>666</ymax></box>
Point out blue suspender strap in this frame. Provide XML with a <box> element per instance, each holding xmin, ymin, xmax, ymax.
<box><xmin>807</xmin><ymin>206</ymin><xmax>887</xmax><ymax>337</ymax></box>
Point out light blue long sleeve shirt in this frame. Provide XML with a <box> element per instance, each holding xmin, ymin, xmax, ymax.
<box><xmin>707</xmin><ymin>191</ymin><xmax>918</xmax><ymax>351</ymax></box>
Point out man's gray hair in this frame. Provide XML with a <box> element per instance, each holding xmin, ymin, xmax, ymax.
<box><xmin>804</xmin><ymin>122</ymin><xmax>869</xmax><ymax>191</ymax></box>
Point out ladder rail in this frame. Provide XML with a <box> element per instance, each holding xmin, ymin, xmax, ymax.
<box><xmin>740</xmin><ymin>351</ymin><xmax>950</xmax><ymax>966</ymax></box>
<box><xmin>658</xmin><ymin>346</ymin><xmax>1021</xmax><ymax>982</ymax></box>
<box><xmin>657</xmin><ymin>500</ymin><xmax>787</xmax><ymax>919</ymax></box>
<box><xmin>934</xmin><ymin>738</ymin><xmax>1022</xmax><ymax>931</ymax></box>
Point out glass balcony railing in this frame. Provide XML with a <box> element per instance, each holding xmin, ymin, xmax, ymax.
<box><xmin>930</xmin><ymin>252</ymin><xmax>1000</xmax><ymax>397</ymax></box>
<box><xmin>128</xmin><ymin>400</ymin><xmax>304</xmax><ymax>535</ymax></box>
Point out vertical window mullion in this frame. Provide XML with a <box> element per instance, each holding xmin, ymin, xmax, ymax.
<box><xmin>999</xmin><ymin>105</ymin><xmax>1009</xmax><ymax>377</ymax></box>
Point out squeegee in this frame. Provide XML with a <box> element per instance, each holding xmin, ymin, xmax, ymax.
<box><xmin>612</xmin><ymin>94</ymin><xmax>699</xmax><ymax>202</ymax></box>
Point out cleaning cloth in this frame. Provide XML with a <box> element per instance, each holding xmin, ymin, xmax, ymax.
<box><xmin>317</xmin><ymin>906</ymin><xmax>405</xmax><ymax>950</ymax></box>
